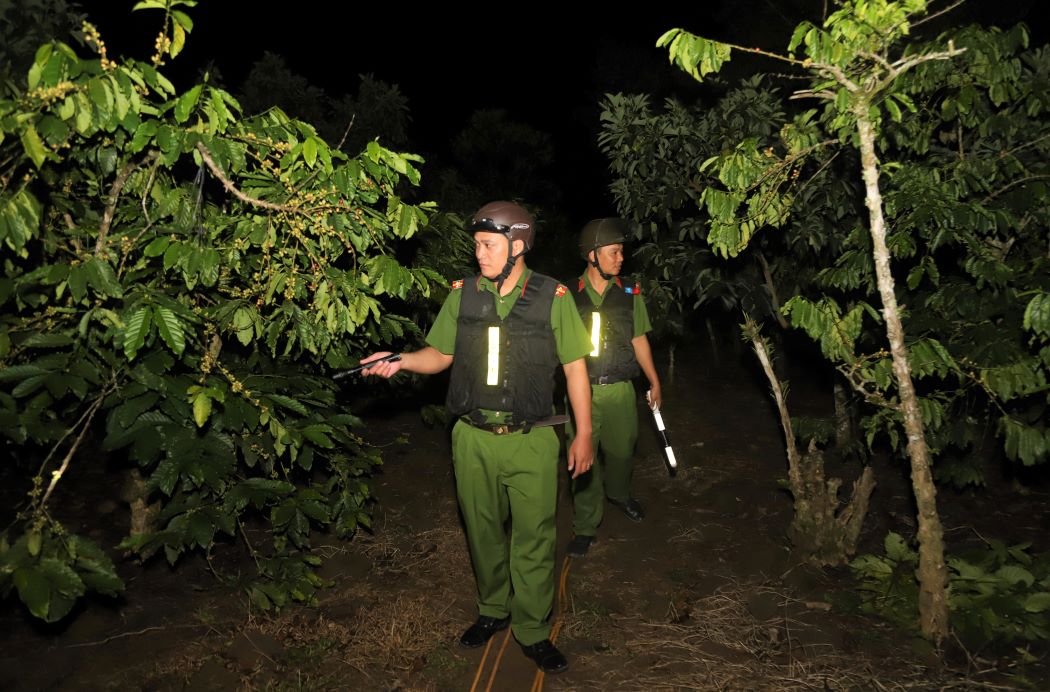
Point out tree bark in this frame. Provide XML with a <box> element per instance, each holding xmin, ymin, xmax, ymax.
<box><xmin>833</xmin><ymin>377</ymin><xmax>853</xmax><ymax>449</ymax></box>
<box><xmin>746</xmin><ymin>318</ymin><xmax>874</xmax><ymax>565</ymax></box>
<box><xmin>855</xmin><ymin>107</ymin><xmax>949</xmax><ymax>643</ymax></box>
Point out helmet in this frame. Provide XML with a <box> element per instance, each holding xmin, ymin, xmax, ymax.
<box><xmin>578</xmin><ymin>218</ymin><xmax>628</xmax><ymax>260</ymax></box>
<box><xmin>467</xmin><ymin>201</ymin><xmax>536</xmax><ymax>253</ymax></box>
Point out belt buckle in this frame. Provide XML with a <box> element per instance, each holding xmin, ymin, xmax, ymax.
<box><xmin>493</xmin><ymin>424</ymin><xmax>510</xmax><ymax>435</ymax></box>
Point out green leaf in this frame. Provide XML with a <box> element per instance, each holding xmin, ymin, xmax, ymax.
<box><xmin>174</xmin><ymin>84</ymin><xmax>202</xmax><ymax>124</ymax></box>
<box><xmin>13</xmin><ymin>567</ymin><xmax>51</xmax><ymax>620</ymax></box>
<box><xmin>1024</xmin><ymin>592</ymin><xmax>1050</xmax><ymax>613</ymax></box>
<box><xmin>144</xmin><ymin>236</ymin><xmax>170</xmax><ymax>257</ymax></box>
<box><xmin>20</xmin><ymin>124</ymin><xmax>48</xmax><ymax>168</ymax></box>
<box><xmin>154</xmin><ymin>306</ymin><xmax>186</xmax><ymax>356</ymax></box>
<box><xmin>171</xmin><ymin>10</ymin><xmax>194</xmax><ymax>31</ymax></box>
<box><xmin>884</xmin><ymin>532</ymin><xmax>916</xmax><ymax>562</ymax></box>
<box><xmin>1023</xmin><ymin>293</ymin><xmax>1050</xmax><ymax>338</ymax></box>
<box><xmin>27</xmin><ymin>530</ymin><xmax>42</xmax><ymax>556</ymax></box>
<box><xmin>266</xmin><ymin>394</ymin><xmax>308</xmax><ymax>416</ymax></box>
<box><xmin>995</xmin><ymin>565</ymin><xmax>1035</xmax><ymax>587</ymax></box>
<box><xmin>170</xmin><ymin>22</ymin><xmax>186</xmax><ymax>58</ymax></box>
<box><xmin>232</xmin><ymin>307</ymin><xmax>254</xmax><ymax>346</ymax></box>
<box><xmin>85</xmin><ymin>258</ymin><xmax>124</xmax><ymax>298</ymax></box>
<box><xmin>123</xmin><ymin>307</ymin><xmax>152</xmax><ymax>361</ymax></box>
<box><xmin>302</xmin><ymin>137</ymin><xmax>318</xmax><ymax>167</ymax></box>
<box><xmin>192</xmin><ymin>390</ymin><xmax>212</xmax><ymax>428</ymax></box>
<box><xmin>0</xmin><ymin>364</ymin><xmax>50</xmax><ymax>381</ymax></box>
<box><xmin>22</xmin><ymin>333</ymin><xmax>74</xmax><ymax>349</ymax></box>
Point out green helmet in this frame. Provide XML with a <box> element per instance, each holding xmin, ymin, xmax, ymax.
<box><xmin>578</xmin><ymin>218</ymin><xmax>628</xmax><ymax>260</ymax></box>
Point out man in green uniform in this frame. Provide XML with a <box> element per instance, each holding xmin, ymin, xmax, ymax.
<box><xmin>360</xmin><ymin>201</ymin><xmax>594</xmax><ymax>674</ymax></box>
<box><xmin>566</xmin><ymin>218</ymin><xmax>663</xmax><ymax>558</ymax></box>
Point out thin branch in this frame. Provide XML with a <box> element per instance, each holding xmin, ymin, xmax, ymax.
<box><xmin>96</xmin><ymin>151</ymin><xmax>160</xmax><ymax>256</ymax></box>
<box><xmin>743</xmin><ymin>316</ymin><xmax>803</xmax><ymax>497</ymax></box>
<box><xmin>707</xmin><ymin>39</ymin><xmax>813</xmax><ymax>72</ymax></box>
<box><xmin>910</xmin><ymin>0</ymin><xmax>968</xmax><ymax>30</ymax></box>
<box><xmin>875</xmin><ymin>44</ymin><xmax>967</xmax><ymax>92</ymax></box>
<box><xmin>812</xmin><ymin>62</ymin><xmax>861</xmax><ymax>93</ymax></box>
<box><xmin>836</xmin><ymin>363</ymin><xmax>901</xmax><ymax>411</ymax></box>
<box><xmin>788</xmin><ymin>89</ymin><xmax>836</xmax><ymax>101</ymax></box>
<box><xmin>981</xmin><ymin>174</ymin><xmax>1050</xmax><ymax>205</ymax></box>
<box><xmin>859</xmin><ymin>50</ymin><xmax>894</xmax><ymax>74</ymax></box>
<box><xmin>335</xmin><ymin>114</ymin><xmax>356</xmax><ymax>151</ymax></box>
<box><xmin>1000</xmin><ymin>132</ymin><xmax>1050</xmax><ymax>159</ymax></box>
<box><xmin>195</xmin><ymin>142</ymin><xmax>296</xmax><ymax>213</ymax></box>
<box><xmin>38</xmin><ymin>383</ymin><xmax>116</xmax><ymax>508</ymax></box>
<box><xmin>756</xmin><ymin>252</ymin><xmax>790</xmax><ymax>329</ymax></box>
<box><xmin>118</xmin><ymin>158</ymin><xmax>164</xmax><ymax>278</ymax></box>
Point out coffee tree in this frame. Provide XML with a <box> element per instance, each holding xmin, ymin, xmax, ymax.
<box><xmin>657</xmin><ymin>0</ymin><xmax>1050</xmax><ymax>642</ymax></box>
<box><xmin>0</xmin><ymin>1</ymin><xmax>439</xmax><ymax>621</ymax></box>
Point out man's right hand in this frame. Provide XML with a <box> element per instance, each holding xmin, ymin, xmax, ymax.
<box><xmin>359</xmin><ymin>351</ymin><xmax>403</xmax><ymax>378</ymax></box>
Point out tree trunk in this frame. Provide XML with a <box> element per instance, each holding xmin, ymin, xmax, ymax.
<box><xmin>745</xmin><ymin>318</ymin><xmax>875</xmax><ymax>565</ymax></box>
<box><xmin>855</xmin><ymin>108</ymin><xmax>950</xmax><ymax>643</ymax></box>
<box><xmin>121</xmin><ymin>468</ymin><xmax>159</xmax><ymax>536</ymax></box>
<box><xmin>833</xmin><ymin>377</ymin><xmax>853</xmax><ymax>450</ymax></box>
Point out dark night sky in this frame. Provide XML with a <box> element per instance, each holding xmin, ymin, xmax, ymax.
<box><xmin>85</xmin><ymin>1</ymin><xmax>1046</xmax><ymax>222</ymax></box>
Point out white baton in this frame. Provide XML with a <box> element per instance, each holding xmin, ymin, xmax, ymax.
<box><xmin>647</xmin><ymin>390</ymin><xmax>677</xmax><ymax>471</ymax></box>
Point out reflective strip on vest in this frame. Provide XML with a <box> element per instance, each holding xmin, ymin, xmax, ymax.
<box><xmin>590</xmin><ymin>312</ymin><xmax>601</xmax><ymax>357</ymax></box>
<box><xmin>487</xmin><ymin>326</ymin><xmax>500</xmax><ymax>385</ymax></box>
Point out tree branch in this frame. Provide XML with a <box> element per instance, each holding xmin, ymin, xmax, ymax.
<box><xmin>744</xmin><ymin>316</ymin><xmax>804</xmax><ymax>497</ymax></box>
<box><xmin>757</xmin><ymin>252</ymin><xmax>790</xmax><ymax>329</ymax></box>
<box><xmin>812</xmin><ymin>62</ymin><xmax>860</xmax><ymax>93</ymax></box>
<box><xmin>195</xmin><ymin>142</ymin><xmax>296</xmax><ymax>212</ymax></box>
<box><xmin>96</xmin><ymin>150</ymin><xmax>160</xmax><ymax>256</ymax></box>
<box><xmin>37</xmin><ymin>382</ymin><xmax>116</xmax><ymax>508</ymax></box>
<box><xmin>981</xmin><ymin>174</ymin><xmax>1050</xmax><ymax>205</ymax></box>
<box><xmin>876</xmin><ymin>43</ymin><xmax>967</xmax><ymax>92</ymax></box>
<box><xmin>910</xmin><ymin>0</ymin><xmax>967</xmax><ymax>30</ymax></box>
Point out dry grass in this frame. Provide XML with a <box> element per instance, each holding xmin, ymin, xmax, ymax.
<box><xmin>355</xmin><ymin>526</ymin><xmax>471</xmax><ymax>580</ymax></box>
<box><xmin>576</xmin><ymin>584</ymin><xmax>1024</xmax><ymax>692</ymax></box>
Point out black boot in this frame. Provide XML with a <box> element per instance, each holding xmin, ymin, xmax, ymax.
<box><xmin>609</xmin><ymin>497</ymin><xmax>645</xmax><ymax>522</ymax></box>
<box><xmin>567</xmin><ymin>534</ymin><xmax>595</xmax><ymax>558</ymax></box>
<box><xmin>520</xmin><ymin>639</ymin><xmax>569</xmax><ymax>673</ymax></box>
<box><xmin>459</xmin><ymin>615</ymin><xmax>510</xmax><ymax>648</ymax></box>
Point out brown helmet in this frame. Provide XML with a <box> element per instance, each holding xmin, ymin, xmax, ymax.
<box><xmin>578</xmin><ymin>218</ymin><xmax>628</xmax><ymax>259</ymax></box>
<box><xmin>467</xmin><ymin>201</ymin><xmax>536</xmax><ymax>253</ymax></box>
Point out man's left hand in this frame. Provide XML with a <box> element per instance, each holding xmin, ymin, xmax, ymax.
<box><xmin>647</xmin><ymin>381</ymin><xmax>663</xmax><ymax>411</ymax></box>
<box><xmin>567</xmin><ymin>434</ymin><xmax>593</xmax><ymax>479</ymax></box>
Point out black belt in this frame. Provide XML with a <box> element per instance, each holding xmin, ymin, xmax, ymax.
<box><xmin>462</xmin><ymin>420</ymin><xmax>529</xmax><ymax>435</ymax></box>
<box><xmin>591</xmin><ymin>375</ymin><xmax>628</xmax><ymax>385</ymax></box>
<box><xmin>460</xmin><ymin>413</ymin><xmax>571</xmax><ymax>435</ymax></box>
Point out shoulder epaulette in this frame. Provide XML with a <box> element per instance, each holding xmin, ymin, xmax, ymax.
<box><xmin>451</xmin><ymin>279</ymin><xmax>464</xmax><ymax>290</ymax></box>
<box><xmin>555</xmin><ymin>284</ymin><xmax>568</xmax><ymax>297</ymax></box>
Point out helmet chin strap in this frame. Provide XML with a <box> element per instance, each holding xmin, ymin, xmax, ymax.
<box><xmin>590</xmin><ymin>250</ymin><xmax>615</xmax><ymax>281</ymax></box>
<box><xmin>495</xmin><ymin>239</ymin><xmax>522</xmax><ymax>292</ymax></box>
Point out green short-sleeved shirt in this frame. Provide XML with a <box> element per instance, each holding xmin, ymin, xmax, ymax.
<box><xmin>426</xmin><ymin>268</ymin><xmax>593</xmax><ymax>365</ymax></box>
<box><xmin>578</xmin><ymin>274</ymin><xmax>653</xmax><ymax>338</ymax></box>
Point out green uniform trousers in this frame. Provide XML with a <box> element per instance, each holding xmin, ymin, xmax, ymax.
<box><xmin>451</xmin><ymin>419</ymin><xmax>559</xmax><ymax>646</ymax></box>
<box><xmin>569</xmin><ymin>380</ymin><xmax>639</xmax><ymax>536</ymax></box>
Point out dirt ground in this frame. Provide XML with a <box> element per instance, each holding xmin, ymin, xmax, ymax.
<box><xmin>2</xmin><ymin>333</ymin><xmax>1049</xmax><ymax>691</ymax></box>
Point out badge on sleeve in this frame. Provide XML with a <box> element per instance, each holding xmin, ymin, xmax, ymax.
<box><xmin>451</xmin><ymin>279</ymin><xmax>464</xmax><ymax>290</ymax></box>
<box><xmin>555</xmin><ymin>284</ymin><xmax>567</xmax><ymax>297</ymax></box>
<box><xmin>625</xmin><ymin>283</ymin><xmax>641</xmax><ymax>295</ymax></box>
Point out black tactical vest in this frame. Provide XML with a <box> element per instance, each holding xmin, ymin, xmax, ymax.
<box><xmin>446</xmin><ymin>273</ymin><xmax>560</xmax><ymax>423</ymax></box>
<box><xmin>573</xmin><ymin>276</ymin><xmax>639</xmax><ymax>384</ymax></box>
